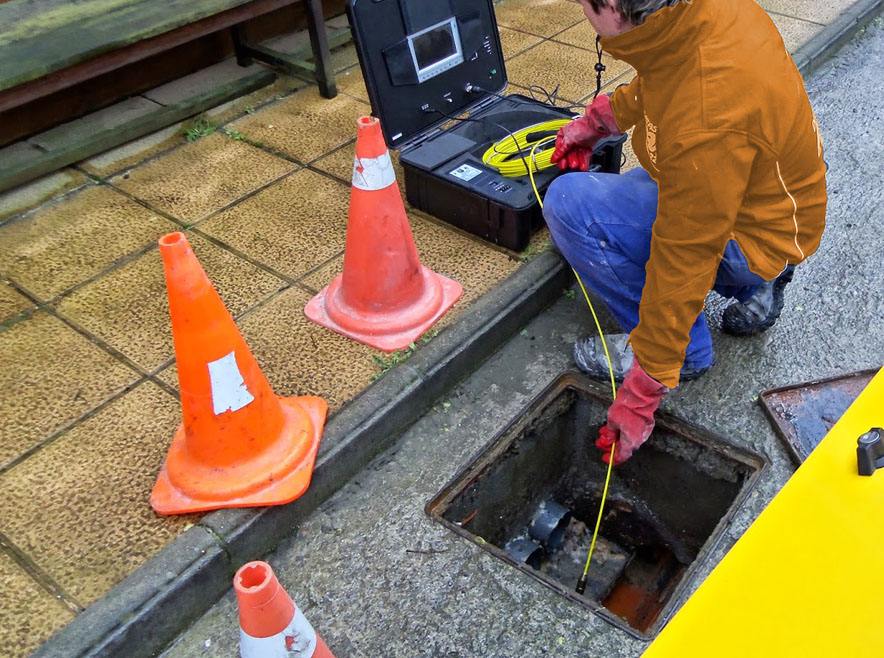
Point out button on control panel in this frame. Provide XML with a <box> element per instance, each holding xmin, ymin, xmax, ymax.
<box><xmin>488</xmin><ymin>179</ymin><xmax>512</xmax><ymax>194</ymax></box>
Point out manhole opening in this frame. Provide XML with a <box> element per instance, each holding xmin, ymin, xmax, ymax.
<box><xmin>427</xmin><ymin>373</ymin><xmax>767</xmax><ymax>639</ymax></box>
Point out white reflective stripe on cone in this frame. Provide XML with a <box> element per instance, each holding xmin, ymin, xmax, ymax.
<box><xmin>206</xmin><ymin>351</ymin><xmax>254</xmax><ymax>415</ymax></box>
<box><xmin>240</xmin><ymin>606</ymin><xmax>317</xmax><ymax>657</ymax></box>
<box><xmin>352</xmin><ymin>153</ymin><xmax>396</xmax><ymax>191</ymax></box>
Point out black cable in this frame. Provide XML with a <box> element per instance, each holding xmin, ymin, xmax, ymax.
<box><xmin>593</xmin><ymin>35</ymin><xmax>606</xmax><ymax>101</ymax></box>
<box><xmin>466</xmin><ymin>84</ymin><xmax>584</xmax><ymax>113</ymax></box>
<box><xmin>528</xmin><ymin>84</ymin><xmax>560</xmax><ymax>106</ymax></box>
<box><xmin>468</xmin><ymin>37</ymin><xmax>606</xmax><ymax>109</ymax></box>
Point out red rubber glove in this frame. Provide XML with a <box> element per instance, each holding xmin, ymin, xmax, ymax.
<box><xmin>595</xmin><ymin>361</ymin><xmax>667</xmax><ymax>465</ymax></box>
<box><xmin>550</xmin><ymin>94</ymin><xmax>621</xmax><ymax>171</ymax></box>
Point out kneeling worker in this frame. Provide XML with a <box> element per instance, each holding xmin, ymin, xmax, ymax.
<box><xmin>543</xmin><ymin>0</ymin><xmax>827</xmax><ymax>464</ymax></box>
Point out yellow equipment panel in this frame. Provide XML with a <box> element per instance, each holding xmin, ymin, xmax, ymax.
<box><xmin>644</xmin><ymin>367</ymin><xmax>884</xmax><ymax>657</ymax></box>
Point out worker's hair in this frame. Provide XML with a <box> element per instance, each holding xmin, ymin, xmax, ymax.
<box><xmin>584</xmin><ymin>0</ymin><xmax>688</xmax><ymax>26</ymax></box>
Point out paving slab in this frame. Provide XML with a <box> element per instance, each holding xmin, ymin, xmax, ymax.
<box><xmin>551</xmin><ymin>19</ymin><xmax>601</xmax><ymax>49</ymax></box>
<box><xmin>0</xmin><ymin>280</ymin><xmax>35</xmax><ymax>324</ymax></box>
<box><xmin>225</xmin><ymin>86</ymin><xmax>370</xmax><ymax>163</ymax></box>
<box><xmin>506</xmin><ymin>41</ymin><xmax>631</xmax><ymax>103</ymax></box>
<box><xmin>233</xmin><ymin>286</ymin><xmax>383</xmax><ymax>411</ymax></box>
<box><xmin>195</xmin><ymin>168</ymin><xmax>349</xmax><ymax>276</ymax></box>
<box><xmin>499</xmin><ymin>25</ymin><xmax>546</xmax><ymax>59</ymax></box>
<box><xmin>53</xmin><ymin>231</ymin><xmax>287</xmax><ymax>373</ymax></box>
<box><xmin>0</xmin><ymin>549</ymin><xmax>75</xmax><ymax>658</ymax></box>
<box><xmin>111</xmin><ymin>133</ymin><xmax>297</xmax><ymax>225</ymax></box>
<box><xmin>494</xmin><ymin>0</ymin><xmax>584</xmax><ymax>38</ymax></box>
<box><xmin>78</xmin><ymin>124</ymin><xmax>186</xmax><ymax>179</ymax></box>
<box><xmin>0</xmin><ymin>185</ymin><xmax>176</xmax><ymax>300</ymax></box>
<box><xmin>0</xmin><ymin>382</ymin><xmax>193</xmax><ymax>607</ymax></box>
<box><xmin>0</xmin><ymin>143</ymin><xmax>91</xmax><ymax>220</ymax></box>
<box><xmin>333</xmin><ymin>67</ymin><xmax>369</xmax><ymax>103</ymax></box>
<box><xmin>0</xmin><ymin>165</ymin><xmax>90</xmax><ymax>223</ymax></box>
<box><xmin>0</xmin><ymin>311</ymin><xmax>140</xmax><ymax>470</ymax></box>
<box><xmin>203</xmin><ymin>77</ymin><xmax>305</xmax><ymax>126</ymax></box>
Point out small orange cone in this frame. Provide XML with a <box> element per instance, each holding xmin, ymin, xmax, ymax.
<box><xmin>305</xmin><ymin>115</ymin><xmax>462</xmax><ymax>351</ymax></box>
<box><xmin>235</xmin><ymin>561</ymin><xmax>336</xmax><ymax>657</ymax></box>
<box><xmin>150</xmin><ymin>232</ymin><xmax>327</xmax><ymax>515</ymax></box>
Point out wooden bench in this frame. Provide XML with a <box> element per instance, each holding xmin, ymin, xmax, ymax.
<box><xmin>0</xmin><ymin>0</ymin><xmax>348</xmax><ymax>192</ymax></box>
<box><xmin>0</xmin><ymin>0</ymin><xmax>340</xmax><ymax>111</ymax></box>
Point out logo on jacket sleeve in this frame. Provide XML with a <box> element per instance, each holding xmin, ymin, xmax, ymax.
<box><xmin>644</xmin><ymin>113</ymin><xmax>659</xmax><ymax>169</ymax></box>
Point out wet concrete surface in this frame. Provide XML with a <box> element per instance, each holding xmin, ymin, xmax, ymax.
<box><xmin>160</xmin><ymin>15</ymin><xmax>884</xmax><ymax>658</ymax></box>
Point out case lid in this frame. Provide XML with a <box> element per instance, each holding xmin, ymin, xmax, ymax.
<box><xmin>347</xmin><ymin>0</ymin><xmax>507</xmax><ymax>151</ymax></box>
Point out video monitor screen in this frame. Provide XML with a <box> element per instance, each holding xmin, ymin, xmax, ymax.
<box><xmin>412</xmin><ymin>22</ymin><xmax>457</xmax><ymax>71</ymax></box>
<box><xmin>408</xmin><ymin>18</ymin><xmax>463</xmax><ymax>82</ymax></box>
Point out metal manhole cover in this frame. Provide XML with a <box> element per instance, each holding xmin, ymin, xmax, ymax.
<box><xmin>760</xmin><ymin>369</ymin><xmax>879</xmax><ymax>465</ymax></box>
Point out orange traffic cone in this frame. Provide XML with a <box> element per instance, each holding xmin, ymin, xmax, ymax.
<box><xmin>150</xmin><ymin>232</ymin><xmax>327</xmax><ymax>515</ymax></box>
<box><xmin>305</xmin><ymin>115</ymin><xmax>462</xmax><ymax>351</ymax></box>
<box><xmin>235</xmin><ymin>561</ymin><xmax>336</xmax><ymax>657</ymax></box>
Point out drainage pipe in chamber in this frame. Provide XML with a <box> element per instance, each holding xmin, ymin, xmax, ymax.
<box><xmin>528</xmin><ymin>500</ymin><xmax>572</xmax><ymax>551</ymax></box>
<box><xmin>504</xmin><ymin>537</ymin><xmax>544</xmax><ymax>570</ymax></box>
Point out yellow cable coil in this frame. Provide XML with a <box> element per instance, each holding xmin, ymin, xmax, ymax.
<box><xmin>481</xmin><ymin>119</ymin><xmax>571</xmax><ymax>178</ymax></box>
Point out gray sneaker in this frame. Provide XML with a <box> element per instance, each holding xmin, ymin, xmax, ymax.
<box><xmin>573</xmin><ymin>333</ymin><xmax>712</xmax><ymax>383</ymax></box>
<box><xmin>721</xmin><ymin>265</ymin><xmax>795</xmax><ymax>336</ymax></box>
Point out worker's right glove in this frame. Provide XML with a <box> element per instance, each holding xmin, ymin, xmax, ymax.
<box><xmin>595</xmin><ymin>361</ymin><xmax>667</xmax><ymax>465</ymax></box>
<box><xmin>550</xmin><ymin>94</ymin><xmax>622</xmax><ymax>172</ymax></box>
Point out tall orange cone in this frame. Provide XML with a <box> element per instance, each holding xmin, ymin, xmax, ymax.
<box><xmin>305</xmin><ymin>115</ymin><xmax>462</xmax><ymax>351</ymax></box>
<box><xmin>150</xmin><ymin>232</ymin><xmax>327</xmax><ymax>515</ymax></box>
<box><xmin>235</xmin><ymin>561</ymin><xmax>336</xmax><ymax>658</ymax></box>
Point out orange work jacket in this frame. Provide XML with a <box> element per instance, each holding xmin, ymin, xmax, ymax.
<box><xmin>602</xmin><ymin>0</ymin><xmax>827</xmax><ymax>388</ymax></box>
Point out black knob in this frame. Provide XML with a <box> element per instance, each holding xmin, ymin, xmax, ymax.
<box><xmin>857</xmin><ymin>428</ymin><xmax>884</xmax><ymax>476</ymax></box>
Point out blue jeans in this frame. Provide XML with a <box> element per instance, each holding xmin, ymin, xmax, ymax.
<box><xmin>542</xmin><ymin>168</ymin><xmax>766</xmax><ymax>370</ymax></box>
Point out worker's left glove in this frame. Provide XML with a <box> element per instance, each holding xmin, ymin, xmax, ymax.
<box><xmin>550</xmin><ymin>94</ymin><xmax>621</xmax><ymax>172</ymax></box>
<box><xmin>595</xmin><ymin>361</ymin><xmax>667</xmax><ymax>465</ymax></box>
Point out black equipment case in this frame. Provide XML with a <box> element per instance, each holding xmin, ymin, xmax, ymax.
<box><xmin>346</xmin><ymin>0</ymin><xmax>623</xmax><ymax>251</ymax></box>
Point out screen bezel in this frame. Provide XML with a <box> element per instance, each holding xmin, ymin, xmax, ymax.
<box><xmin>407</xmin><ymin>17</ymin><xmax>464</xmax><ymax>83</ymax></box>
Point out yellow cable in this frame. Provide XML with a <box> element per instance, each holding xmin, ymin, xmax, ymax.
<box><xmin>581</xmin><ymin>439</ymin><xmax>616</xmax><ymax>581</ymax></box>
<box><xmin>524</xmin><ymin>137</ymin><xmax>617</xmax><ymax>589</ymax></box>
<box><xmin>526</xmin><ymin>141</ymin><xmax>616</xmax><ymax>400</ymax></box>
<box><xmin>573</xmin><ymin>273</ymin><xmax>617</xmax><ymax>402</ymax></box>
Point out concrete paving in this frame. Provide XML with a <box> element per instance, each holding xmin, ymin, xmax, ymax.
<box><xmin>161</xmin><ymin>15</ymin><xmax>884</xmax><ymax>657</ymax></box>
